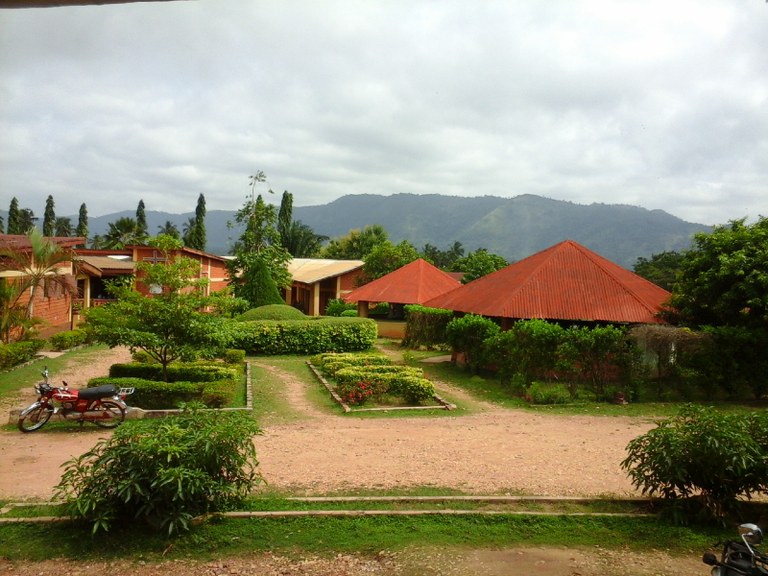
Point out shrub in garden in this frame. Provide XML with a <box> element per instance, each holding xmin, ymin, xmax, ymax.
<box><xmin>621</xmin><ymin>405</ymin><xmax>768</xmax><ymax>521</ymax></box>
<box><xmin>445</xmin><ymin>314</ymin><xmax>500</xmax><ymax>373</ymax></box>
<box><xmin>403</xmin><ymin>305</ymin><xmax>453</xmax><ymax>348</ymax></box>
<box><xmin>56</xmin><ymin>406</ymin><xmax>263</xmax><ymax>534</ymax></box>
<box><xmin>324</xmin><ymin>298</ymin><xmax>356</xmax><ymax>317</ymax></box>
<box><xmin>222</xmin><ymin>348</ymin><xmax>246</xmax><ymax>364</ymax></box>
<box><xmin>88</xmin><ymin>376</ymin><xmax>236</xmax><ymax>409</ymax></box>
<box><xmin>0</xmin><ymin>339</ymin><xmax>44</xmax><ymax>370</ymax></box>
<box><xmin>48</xmin><ymin>328</ymin><xmax>89</xmax><ymax>351</ymax></box>
<box><xmin>526</xmin><ymin>381</ymin><xmax>571</xmax><ymax>405</ymax></box>
<box><xmin>235</xmin><ymin>304</ymin><xmax>306</xmax><ymax>321</ymax></box>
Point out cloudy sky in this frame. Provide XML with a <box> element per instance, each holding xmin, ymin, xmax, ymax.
<box><xmin>1</xmin><ymin>0</ymin><xmax>767</xmax><ymax>225</ymax></box>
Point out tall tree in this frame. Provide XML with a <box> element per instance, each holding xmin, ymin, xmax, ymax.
<box><xmin>189</xmin><ymin>193</ymin><xmax>207</xmax><ymax>250</ymax></box>
<box><xmin>422</xmin><ymin>241</ymin><xmax>464</xmax><ymax>270</ymax></box>
<box><xmin>277</xmin><ymin>190</ymin><xmax>293</xmax><ymax>244</ymax></box>
<box><xmin>452</xmin><ymin>248</ymin><xmax>508</xmax><ymax>283</ymax></box>
<box><xmin>181</xmin><ymin>217</ymin><xmax>197</xmax><ymax>247</ymax></box>
<box><xmin>42</xmin><ymin>195</ymin><xmax>56</xmax><ymax>236</ymax></box>
<box><xmin>0</xmin><ymin>228</ymin><xmax>77</xmax><ymax>319</ymax></box>
<box><xmin>6</xmin><ymin>197</ymin><xmax>21</xmax><ymax>234</ymax></box>
<box><xmin>18</xmin><ymin>209</ymin><xmax>36</xmax><ymax>234</ymax></box>
<box><xmin>226</xmin><ymin>172</ymin><xmax>291</xmax><ymax>307</ymax></box>
<box><xmin>633</xmin><ymin>251</ymin><xmax>683</xmax><ymax>292</ymax></box>
<box><xmin>54</xmin><ymin>217</ymin><xmax>73</xmax><ymax>237</ymax></box>
<box><xmin>363</xmin><ymin>240</ymin><xmax>420</xmax><ymax>280</ymax></box>
<box><xmin>76</xmin><ymin>203</ymin><xmax>88</xmax><ymax>239</ymax></box>
<box><xmin>135</xmin><ymin>199</ymin><xmax>148</xmax><ymax>240</ymax></box>
<box><xmin>281</xmin><ymin>220</ymin><xmax>328</xmax><ymax>257</ymax></box>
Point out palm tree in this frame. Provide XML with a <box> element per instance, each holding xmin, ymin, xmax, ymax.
<box><xmin>102</xmin><ymin>217</ymin><xmax>143</xmax><ymax>249</ymax></box>
<box><xmin>0</xmin><ymin>228</ymin><xmax>77</xmax><ymax>320</ymax></box>
<box><xmin>157</xmin><ymin>221</ymin><xmax>180</xmax><ymax>239</ymax></box>
<box><xmin>55</xmin><ymin>217</ymin><xmax>73</xmax><ymax>237</ymax></box>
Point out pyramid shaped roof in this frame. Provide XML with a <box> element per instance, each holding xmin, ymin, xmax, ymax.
<box><xmin>344</xmin><ymin>258</ymin><xmax>461</xmax><ymax>305</ymax></box>
<box><xmin>424</xmin><ymin>240</ymin><xmax>671</xmax><ymax>324</ymax></box>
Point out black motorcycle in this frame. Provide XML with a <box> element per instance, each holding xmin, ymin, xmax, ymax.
<box><xmin>703</xmin><ymin>523</ymin><xmax>768</xmax><ymax>575</ymax></box>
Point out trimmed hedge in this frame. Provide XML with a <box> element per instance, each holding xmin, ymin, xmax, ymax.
<box><xmin>0</xmin><ymin>340</ymin><xmax>44</xmax><ymax>370</ymax></box>
<box><xmin>403</xmin><ymin>305</ymin><xmax>454</xmax><ymax>348</ymax></box>
<box><xmin>87</xmin><ymin>376</ymin><xmax>236</xmax><ymax>409</ymax></box>
<box><xmin>236</xmin><ymin>304</ymin><xmax>306</xmax><ymax>321</ymax></box>
<box><xmin>48</xmin><ymin>329</ymin><xmax>89</xmax><ymax>351</ymax></box>
<box><xmin>226</xmin><ymin>317</ymin><xmax>377</xmax><ymax>355</ymax></box>
<box><xmin>109</xmin><ymin>362</ymin><xmax>238</xmax><ymax>383</ymax></box>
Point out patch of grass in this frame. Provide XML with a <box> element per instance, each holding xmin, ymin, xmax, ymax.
<box><xmin>0</xmin><ymin>514</ymin><xmax>731</xmax><ymax>561</ymax></box>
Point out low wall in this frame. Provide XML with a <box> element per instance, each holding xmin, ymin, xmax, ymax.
<box><xmin>374</xmin><ymin>319</ymin><xmax>406</xmax><ymax>339</ymax></box>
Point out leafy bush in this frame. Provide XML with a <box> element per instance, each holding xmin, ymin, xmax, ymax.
<box><xmin>389</xmin><ymin>375</ymin><xmax>436</xmax><ymax>403</ymax></box>
<box><xmin>226</xmin><ymin>317</ymin><xmax>377</xmax><ymax>355</ymax></box>
<box><xmin>337</xmin><ymin>379</ymin><xmax>386</xmax><ymax>405</ymax></box>
<box><xmin>109</xmin><ymin>362</ymin><xmax>238</xmax><ymax>383</ymax></box>
<box><xmin>0</xmin><ymin>339</ymin><xmax>44</xmax><ymax>370</ymax></box>
<box><xmin>222</xmin><ymin>348</ymin><xmax>246</xmax><ymax>364</ymax></box>
<box><xmin>526</xmin><ymin>381</ymin><xmax>571</xmax><ymax>405</ymax></box>
<box><xmin>131</xmin><ymin>350</ymin><xmax>155</xmax><ymax>363</ymax></box>
<box><xmin>340</xmin><ymin>309</ymin><xmax>357</xmax><ymax>317</ymax></box>
<box><xmin>369</xmin><ymin>302</ymin><xmax>390</xmax><ymax>317</ymax></box>
<box><xmin>236</xmin><ymin>304</ymin><xmax>306</xmax><ymax>321</ymax></box>
<box><xmin>56</xmin><ymin>406</ymin><xmax>263</xmax><ymax>534</ymax></box>
<box><xmin>403</xmin><ymin>305</ymin><xmax>454</xmax><ymax>348</ymax></box>
<box><xmin>324</xmin><ymin>298</ymin><xmax>356</xmax><ymax>317</ymax></box>
<box><xmin>621</xmin><ymin>405</ymin><xmax>768</xmax><ymax>521</ymax></box>
<box><xmin>48</xmin><ymin>329</ymin><xmax>89</xmax><ymax>351</ymax></box>
<box><xmin>445</xmin><ymin>314</ymin><xmax>500</xmax><ymax>372</ymax></box>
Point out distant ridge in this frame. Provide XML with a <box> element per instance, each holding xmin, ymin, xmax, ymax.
<box><xmin>4</xmin><ymin>194</ymin><xmax>711</xmax><ymax>268</ymax></box>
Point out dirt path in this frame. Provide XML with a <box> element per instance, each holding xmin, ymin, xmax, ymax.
<box><xmin>0</xmin><ymin>348</ymin><xmax>708</xmax><ymax>575</ymax></box>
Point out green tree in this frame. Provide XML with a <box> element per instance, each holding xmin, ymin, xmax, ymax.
<box><xmin>102</xmin><ymin>216</ymin><xmax>144</xmax><ymax>249</ymax></box>
<box><xmin>633</xmin><ymin>251</ymin><xmax>683</xmax><ymax>291</ymax></box>
<box><xmin>281</xmin><ymin>220</ymin><xmax>327</xmax><ymax>257</ymax></box>
<box><xmin>54</xmin><ymin>217</ymin><xmax>72</xmax><ymax>237</ymax></box>
<box><xmin>42</xmin><ymin>195</ymin><xmax>55</xmax><ymax>236</ymax></box>
<box><xmin>445</xmin><ymin>314</ymin><xmax>500</xmax><ymax>373</ymax></box>
<box><xmin>452</xmin><ymin>248</ymin><xmax>508</xmax><ymax>283</ymax></box>
<box><xmin>277</xmin><ymin>190</ymin><xmax>293</xmax><ymax>243</ymax></box>
<box><xmin>0</xmin><ymin>228</ymin><xmax>77</xmax><ymax>320</ymax></box>
<box><xmin>76</xmin><ymin>203</ymin><xmax>88</xmax><ymax>239</ymax></box>
<box><xmin>670</xmin><ymin>217</ymin><xmax>768</xmax><ymax>329</ymax></box>
<box><xmin>422</xmin><ymin>241</ymin><xmax>464</xmax><ymax>270</ymax></box>
<box><xmin>85</xmin><ymin>236</ymin><xmax>223</xmax><ymax>380</ymax></box>
<box><xmin>0</xmin><ymin>278</ymin><xmax>29</xmax><ymax>343</ymax></box>
<box><xmin>320</xmin><ymin>224</ymin><xmax>389</xmax><ymax>260</ymax></box>
<box><xmin>135</xmin><ymin>199</ymin><xmax>148</xmax><ymax>240</ymax></box>
<box><xmin>186</xmin><ymin>193</ymin><xmax>207</xmax><ymax>250</ymax></box>
<box><xmin>363</xmin><ymin>239</ymin><xmax>420</xmax><ymax>280</ymax></box>
<box><xmin>6</xmin><ymin>198</ymin><xmax>20</xmax><ymax>234</ymax></box>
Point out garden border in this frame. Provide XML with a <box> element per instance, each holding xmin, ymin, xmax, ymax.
<box><xmin>307</xmin><ymin>361</ymin><xmax>456</xmax><ymax>413</ymax></box>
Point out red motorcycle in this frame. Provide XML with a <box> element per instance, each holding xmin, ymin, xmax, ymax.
<box><xmin>17</xmin><ymin>368</ymin><xmax>134</xmax><ymax>432</ymax></box>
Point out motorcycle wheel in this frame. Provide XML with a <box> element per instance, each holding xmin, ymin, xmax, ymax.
<box><xmin>18</xmin><ymin>404</ymin><xmax>53</xmax><ymax>432</ymax></box>
<box><xmin>92</xmin><ymin>399</ymin><xmax>126</xmax><ymax>428</ymax></box>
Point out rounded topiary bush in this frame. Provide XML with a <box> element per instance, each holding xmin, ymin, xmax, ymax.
<box><xmin>236</xmin><ymin>304</ymin><xmax>306</xmax><ymax>321</ymax></box>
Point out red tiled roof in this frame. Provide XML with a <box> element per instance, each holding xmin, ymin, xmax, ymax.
<box><xmin>0</xmin><ymin>234</ymin><xmax>85</xmax><ymax>251</ymax></box>
<box><xmin>424</xmin><ymin>240</ymin><xmax>671</xmax><ymax>324</ymax></box>
<box><xmin>344</xmin><ymin>258</ymin><xmax>461</xmax><ymax>305</ymax></box>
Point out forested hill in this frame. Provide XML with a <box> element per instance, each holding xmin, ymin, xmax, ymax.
<box><xmin>53</xmin><ymin>193</ymin><xmax>710</xmax><ymax>268</ymax></box>
<box><xmin>293</xmin><ymin>193</ymin><xmax>711</xmax><ymax>268</ymax></box>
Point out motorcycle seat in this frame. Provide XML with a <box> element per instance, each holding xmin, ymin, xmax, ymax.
<box><xmin>79</xmin><ymin>385</ymin><xmax>118</xmax><ymax>400</ymax></box>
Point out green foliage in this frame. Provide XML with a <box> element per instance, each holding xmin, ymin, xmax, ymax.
<box><xmin>324</xmin><ymin>298</ymin><xmax>356</xmax><ymax>317</ymax></box>
<box><xmin>451</xmin><ymin>248</ymin><xmax>508</xmax><ymax>283</ymax></box>
<box><xmin>42</xmin><ymin>195</ymin><xmax>55</xmax><ymax>237</ymax></box>
<box><xmin>223</xmin><ymin>349</ymin><xmax>246</xmax><ymax>364</ymax></box>
<box><xmin>55</xmin><ymin>407</ymin><xmax>263</xmax><ymax>534</ymax></box>
<box><xmin>421</xmin><ymin>241</ymin><xmax>465</xmax><ymax>270</ymax></box>
<box><xmin>622</xmin><ymin>405</ymin><xmax>768</xmax><ymax>521</ymax></box>
<box><xmin>48</xmin><ymin>329</ymin><xmax>89</xmax><ymax>351</ymax></box>
<box><xmin>88</xmin><ymin>376</ymin><xmax>236</xmax><ymax>409</ymax></box>
<box><xmin>109</xmin><ymin>362</ymin><xmax>238</xmax><ymax>382</ymax></box>
<box><xmin>0</xmin><ymin>339</ymin><xmax>44</xmax><ymax>370</ymax></box>
<box><xmin>320</xmin><ymin>224</ymin><xmax>388</xmax><ymax>260</ymax></box>
<box><xmin>556</xmin><ymin>325</ymin><xmax>632</xmax><ymax>400</ymax></box>
<box><xmin>526</xmin><ymin>381</ymin><xmax>572</xmax><ymax>405</ymax></box>
<box><xmin>237</xmin><ymin>304</ymin><xmax>306</xmax><ymax>321</ymax></box>
<box><xmin>403</xmin><ymin>305</ymin><xmax>454</xmax><ymax>348</ymax></box>
<box><xmin>76</xmin><ymin>203</ymin><xmax>88</xmax><ymax>239</ymax></box>
<box><xmin>362</xmin><ymin>240</ymin><xmax>420</xmax><ymax>280</ymax></box>
<box><xmin>671</xmin><ymin>217</ymin><xmax>768</xmax><ymax>329</ymax></box>
<box><xmin>484</xmin><ymin>319</ymin><xmax>564</xmax><ymax>389</ymax></box>
<box><xmin>445</xmin><ymin>314</ymin><xmax>500</xmax><ymax>372</ymax></box>
<box><xmin>369</xmin><ymin>302</ymin><xmax>390</xmax><ymax>317</ymax></box>
<box><xmin>226</xmin><ymin>317</ymin><xmax>377</xmax><ymax>355</ymax></box>
<box><xmin>633</xmin><ymin>251</ymin><xmax>683</xmax><ymax>291</ymax></box>
<box><xmin>340</xmin><ymin>309</ymin><xmax>357</xmax><ymax>317</ymax></box>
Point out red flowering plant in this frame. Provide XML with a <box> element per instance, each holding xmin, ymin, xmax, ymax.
<box><xmin>338</xmin><ymin>379</ymin><xmax>384</xmax><ymax>406</ymax></box>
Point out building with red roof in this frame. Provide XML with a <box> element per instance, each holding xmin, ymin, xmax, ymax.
<box><xmin>424</xmin><ymin>240</ymin><xmax>671</xmax><ymax>327</ymax></box>
<box><xmin>344</xmin><ymin>258</ymin><xmax>461</xmax><ymax>318</ymax></box>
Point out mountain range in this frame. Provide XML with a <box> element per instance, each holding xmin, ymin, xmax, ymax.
<box><xmin>3</xmin><ymin>194</ymin><xmax>711</xmax><ymax>268</ymax></box>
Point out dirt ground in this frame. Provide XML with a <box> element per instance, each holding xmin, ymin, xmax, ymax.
<box><xmin>0</xmin><ymin>347</ymin><xmax>710</xmax><ymax>575</ymax></box>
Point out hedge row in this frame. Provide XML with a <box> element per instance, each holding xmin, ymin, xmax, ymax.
<box><xmin>48</xmin><ymin>329</ymin><xmax>90</xmax><ymax>351</ymax></box>
<box><xmin>87</xmin><ymin>376</ymin><xmax>236</xmax><ymax>409</ymax></box>
<box><xmin>0</xmin><ymin>340</ymin><xmax>44</xmax><ymax>371</ymax></box>
<box><xmin>109</xmin><ymin>362</ymin><xmax>238</xmax><ymax>383</ymax></box>
<box><xmin>226</xmin><ymin>317</ymin><xmax>377</xmax><ymax>355</ymax></box>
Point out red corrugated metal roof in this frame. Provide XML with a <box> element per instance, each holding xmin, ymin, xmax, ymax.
<box><xmin>424</xmin><ymin>240</ymin><xmax>671</xmax><ymax>324</ymax></box>
<box><xmin>344</xmin><ymin>258</ymin><xmax>461</xmax><ymax>304</ymax></box>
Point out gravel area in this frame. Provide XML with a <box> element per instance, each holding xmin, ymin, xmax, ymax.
<box><xmin>0</xmin><ymin>346</ymin><xmax>708</xmax><ymax>575</ymax></box>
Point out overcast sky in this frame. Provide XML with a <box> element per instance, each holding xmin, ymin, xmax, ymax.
<box><xmin>1</xmin><ymin>0</ymin><xmax>767</xmax><ymax>225</ymax></box>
